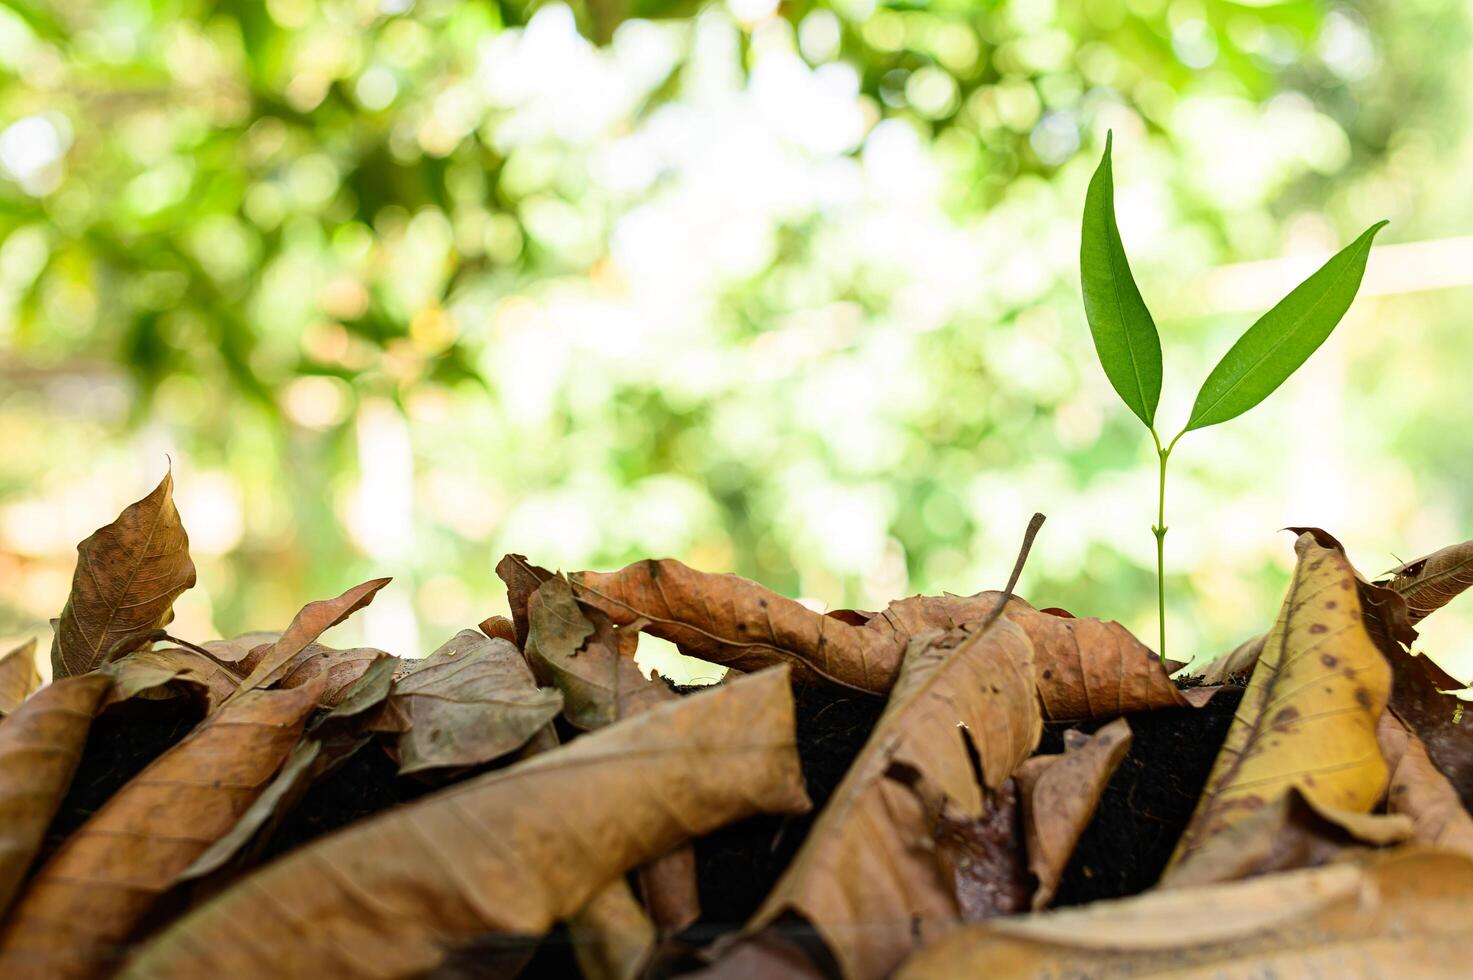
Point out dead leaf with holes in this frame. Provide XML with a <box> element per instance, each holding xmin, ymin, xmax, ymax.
<box><xmin>896</xmin><ymin>848</ymin><xmax>1473</xmax><ymax>979</ymax></box>
<box><xmin>730</xmin><ymin>619</ymin><xmax>1041</xmax><ymax>980</ymax></box>
<box><xmin>51</xmin><ymin>471</ymin><xmax>197</xmax><ymax>678</ymax></box>
<box><xmin>0</xmin><ymin>673</ymin><xmax>112</xmax><ymax>919</ymax></box>
<box><xmin>117</xmin><ymin>667</ymin><xmax>810</xmax><ymax>979</ymax></box>
<box><xmin>390</xmin><ymin>629</ymin><xmax>563</xmax><ymax>775</ymax></box>
<box><xmin>226</xmin><ymin>579</ymin><xmax>390</xmax><ymax>701</ymax></box>
<box><xmin>0</xmin><ymin>639</ymin><xmax>40</xmax><ymax>716</ymax></box>
<box><xmin>0</xmin><ymin>673</ymin><xmax>324</xmax><ymax>978</ymax></box>
<box><xmin>1164</xmin><ymin>533</ymin><xmax>1391</xmax><ymax>884</ymax></box>
<box><xmin>1378</xmin><ymin>710</ymin><xmax>1473</xmax><ymax>854</ymax></box>
<box><xmin>1014</xmin><ymin>718</ymin><xmax>1132</xmax><ymax>908</ymax></box>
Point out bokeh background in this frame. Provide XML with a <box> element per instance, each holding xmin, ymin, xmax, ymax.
<box><xmin>3</xmin><ymin>0</ymin><xmax>1473</xmax><ymax>681</ymax></box>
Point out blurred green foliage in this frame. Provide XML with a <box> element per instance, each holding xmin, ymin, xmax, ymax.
<box><xmin>3</xmin><ymin>0</ymin><xmax>1473</xmax><ymax>678</ymax></box>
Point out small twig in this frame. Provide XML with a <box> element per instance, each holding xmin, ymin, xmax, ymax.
<box><xmin>160</xmin><ymin>632</ymin><xmax>215</xmax><ymax>659</ymax></box>
<box><xmin>978</xmin><ymin>512</ymin><xmax>1046</xmax><ymax>634</ymax></box>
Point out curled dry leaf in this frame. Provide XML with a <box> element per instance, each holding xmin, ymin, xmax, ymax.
<box><xmin>1161</xmin><ymin>789</ymin><xmax>1410</xmax><ymax>890</ymax></box>
<box><xmin>1014</xmin><ymin>718</ymin><xmax>1132</xmax><ymax>909</ymax></box>
<box><xmin>1004</xmin><ymin>601</ymin><xmax>1216</xmax><ymax>721</ymax></box>
<box><xmin>277</xmin><ymin>645</ymin><xmax>396</xmax><ymax>706</ymax></box>
<box><xmin>479</xmin><ymin>614</ymin><xmax>517</xmax><ymax>645</ymax></box>
<box><xmin>496</xmin><ymin>553</ymin><xmax>554</xmax><ymax>649</ymax></box>
<box><xmin>567</xmin><ymin>559</ymin><xmax>1210</xmax><ymax>715</ymax></box>
<box><xmin>226</xmin><ymin>578</ymin><xmax>391</xmax><ymax>701</ymax></box>
<box><xmin>1166</xmin><ymin>534</ymin><xmax>1391</xmax><ymax>882</ymax></box>
<box><xmin>118</xmin><ymin>667</ymin><xmax>810</xmax><ymax>980</ymax></box>
<box><xmin>1384</xmin><ymin>538</ymin><xmax>1473</xmax><ymax>624</ymax></box>
<box><xmin>739</xmin><ymin>620</ymin><xmax>1041</xmax><ymax>980</ymax></box>
<box><xmin>0</xmin><ymin>674</ymin><xmax>112</xmax><ymax>919</ymax></box>
<box><xmin>896</xmin><ymin>848</ymin><xmax>1473</xmax><ymax>979</ymax></box>
<box><xmin>102</xmin><ymin>646</ymin><xmax>242</xmax><ymax>712</ymax></box>
<box><xmin>1378</xmin><ymin>710</ymin><xmax>1473</xmax><ymax>855</ymax></box>
<box><xmin>392</xmin><ymin>629</ymin><xmax>563</xmax><ymax>774</ymax></box>
<box><xmin>526</xmin><ymin>576</ymin><xmax>677</xmax><ymax>730</ymax></box>
<box><xmin>0</xmin><ymin>674</ymin><xmax>325</xmax><ymax>979</ymax></box>
<box><xmin>51</xmin><ymin>470</ymin><xmax>197</xmax><ymax>678</ymax></box>
<box><xmin>0</xmin><ymin>638</ymin><xmax>40</xmax><ymax>715</ymax></box>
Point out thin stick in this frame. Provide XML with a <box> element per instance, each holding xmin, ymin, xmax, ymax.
<box><xmin>978</xmin><ymin>512</ymin><xmax>1046</xmax><ymax>633</ymax></box>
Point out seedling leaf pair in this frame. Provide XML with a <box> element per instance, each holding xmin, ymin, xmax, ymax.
<box><xmin>1082</xmin><ymin>133</ymin><xmax>1384</xmax><ymax>435</ymax></box>
<box><xmin>1079</xmin><ymin>131</ymin><xmax>1385</xmax><ymax>658</ymax></box>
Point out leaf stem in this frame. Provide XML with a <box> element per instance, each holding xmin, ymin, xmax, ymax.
<box><xmin>1150</xmin><ymin>430</ymin><xmax>1185</xmax><ymax>662</ymax></box>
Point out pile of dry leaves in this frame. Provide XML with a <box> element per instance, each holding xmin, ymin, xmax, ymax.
<box><xmin>2</xmin><ymin>472</ymin><xmax>1472</xmax><ymax>979</ymax></box>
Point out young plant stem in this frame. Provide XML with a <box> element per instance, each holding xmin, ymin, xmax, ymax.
<box><xmin>1151</xmin><ymin>430</ymin><xmax>1184</xmax><ymax>662</ymax></box>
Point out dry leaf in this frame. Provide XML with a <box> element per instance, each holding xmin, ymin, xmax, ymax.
<box><xmin>1166</xmin><ymin>533</ymin><xmax>1392</xmax><ymax>881</ymax></box>
<box><xmin>741</xmin><ymin>619</ymin><xmax>1041</xmax><ymax>980</ymax></box>
<box><xmin>1014</xmin><ymin>718</ymin><xmax>1132</xmax><ymax>908</ymax></box>
<box><xmin>569</xmin><ymin>558</ymin><xmax>897</xmax><ymax>691</ymax></box>
<box><xmin>117</xmin><ymin>667</ymin><xmax>810</xmax><ymax>979</ymax></box>
<box><xmin>569</xmin><ymin>881</ymin><xmax>658</xmax><ymax>980</ymax></box>
<box><xmin>0</xmin><ymin>674</ymin><xmax>112</xmax><ymax>918</ymax></box>
<box><xmin>1004</xmin><ymin>601</ymin><xmax>1216</xmax><ymax>720</ymax></box>
<box><xmin>637</xmin><ymin>844</ymin><xmax>701</xmax><ymax>933</ymax></box>
<box><xmin>0</xmin><ymin>675</ymin><xmax>325</xmax><ymax>978</ymax></box>
<box><xmin>195</xmin><ymin>631</ymin><xmax>279</xmax><ymax>669</ymax></box>
<box><xmin>895</xmin><ymin>848</ymin><xmax>1473</xmax><ymax>978</ymax></box>
<box><xmin>227</xmin><ymin>578</ymin><xmax>390</xmax><ymax>700</ymax></box>
<box><xmin>392</xmin><ymin>629</ymin><xmax>563</xmax><ymax>774</ymax></box>
<box><xmin>479</xmin><ymin>615</ymin><xmax>517</xmax><ymax>645</ymax></box>
<box><xmin>526</xmin><ymin>576</ymin><xmax>678</xmax><ymax>730</ymax></box>
<box><xmin>1161</xmin><ymin>788</ymin><xmax>1410</xmax><ymax>889</ymax></box>
<box><xmin>1385</xmin><ymin>538</ymin><xmax>1473</xmax><ymax>624</ymax></box>
<box><xmin>496</xmin><ymin>553</ymin><xmax>554</xmax><ymax>649</ymax></box>
<box><xmin>1378</xmin><ymin>710</ymin><xmax>1473</xmax><ymax>854</ymax></box>
<box><xmin>277</xmin><ymin>645</ymin><xmax>396</xmax><ymax>706</ymax></box>
<box><xmin>0</xmin><ymin>638</ymin><xmax>40</xmax><ymax>716</ymax></box>
<box><xmin>51</xmin><ymin>470</ymin><xmax>197</xmax><ymax>678</ymax></box>
<box><xmin>102</xmin><ymin>646</ymin><xmax>242</xmax><ymax>712</ymax></box>
<box><xmin>1388</xmin><ymin>646</ymin><xmax>1473</xmax><ymax>809</ymax></box>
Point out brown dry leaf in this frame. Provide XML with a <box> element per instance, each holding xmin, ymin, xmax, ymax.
<box><xmin>1161</xmin><ymin>788</ymin><xmax>1411</xmax><ymax>889</ymax></box>
<box><xmin>1166</xmin><ymin>533</ymin><xmax>1392</xmax><ymax>882</ymax></box>
<box><xmin>1015</xmin><ymin>718</ymin><xmax>1132</xmax><ymax>909</ymax></box>
<box><xmin>0</xmin><ymin>673</ymin><xmax>112</xmax><ymax>919</ymax></box>
<box><xmin>1004</xmin><ymin>601</ymin><xmax>1216</xmax><ymax>720</ymax></box>
<box><xmin>568</xmin><ymin>881</ymin><xmax>658</xmax><ymax>980</ymax></box>
<box><xmin>895</xmin><ymin>847</ymin><xmax>1473</xmax><ymax>979</ymax></box>
<box><xmin>479</xmin><ymin>614</ymin><xmax>517</xmax><ymax>645</ymax></box>
<box><xmin>0</xmin><ymin>674</ymin><xmax>325</xmax><ymax>978</ymax></box>
<box><xmin>277</xmin><ymin>644</ymin><xmax>395</xmax><ymax>706</ymax></box>
<box><xmin>496</xmin><ymin>553</ymin><xmax>554</xmax><ymax>648</ymax></box>
<box><xmin>51</xmin><ymin>470</ymin><xmax>197</xmax><ymax>678</ymax></box>
<box><xmin>637</xmin><ymin>844</ymin><xmax>701</xmax><ymax>933</ymax></box>
<box><xmin>226</xmin><ymin>578</ymin><xmax>390</xmax><ymax>701</ymax></box>
<box><xmin>1388</xmin><ymin>646</ymin><xmax>1473</xmax><ymax>810</ymax></box>
<box><xmin>526</xmin><ymin>576</ymin><xmax>678</xmax><ymax>730</ymax></box>
<box><xmin>1378</xmin><ymin>710</ymin><xmax>1473</xmax><ymax>854</ymax></box>
<box><xmin>102</xmin><ymin>645</ymin><xmax>242</xmax><ymax>711</ymax></box>
<box><xmin>1384</xmin><ymin>538</ymin><xmax>1473</xmax><ymax>624</ymax></box>
<box><xmin>195</xmin><ymin>631</ymin><xmax>279</xmax><ymax>670</ymax></box>
<box><xmin>0</xmin><ymin>638</ymin><xmax>40</xmax><ymax>715</ymax></box>
<box><xmin>391</xmin><ymin>629</ymin><xmax>563</xmax><ymax>774</ymax></box>
<box><xmin>117</xmin><ymin>667</ymin><xmax>810</xmax><ymax>979</ymax></box>
<box><xmin>740</xmin><ymin>619</ymin><xmax>1041</xmax><ymax>980</ymax></box>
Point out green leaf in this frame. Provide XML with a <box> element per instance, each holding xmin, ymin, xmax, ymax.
<box><xmin>1185</xmin><ymin>221</ymin><xmax>1387</xmax><ymax>432</ymax></box>
<box><xmin>1080</xmin><ymin>132</ymin><xmax>1163</xmax><ymax>430</ymax></box>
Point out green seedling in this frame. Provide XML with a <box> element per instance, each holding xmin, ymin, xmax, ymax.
<box><xmin>1080</xmin><ymin>131</ymin><xmax>1386</xmax><ymax>661</ymax></box>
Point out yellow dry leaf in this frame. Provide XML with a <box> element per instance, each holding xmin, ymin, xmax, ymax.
<box><xmin>1166</xmin><ymin>533</ymin><xmax>1391</xmax><ymax>880</ymax></box>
